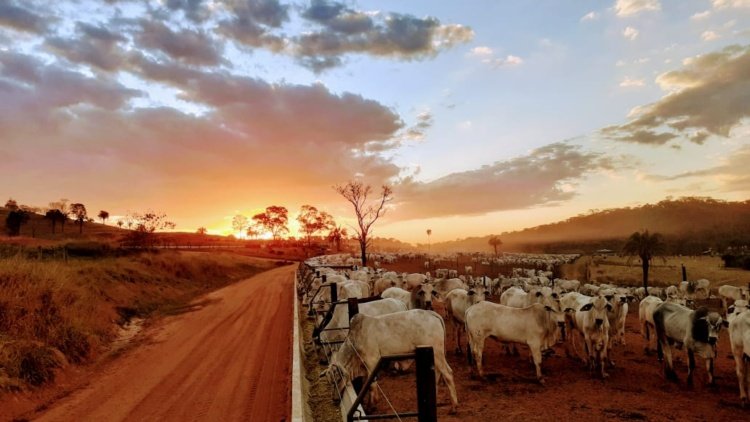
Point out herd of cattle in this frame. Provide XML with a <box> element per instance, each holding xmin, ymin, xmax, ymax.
<box><xmin>300</xmin><ymin>255</ymin><xmax>750</xmax><ymax>413</ymax></box>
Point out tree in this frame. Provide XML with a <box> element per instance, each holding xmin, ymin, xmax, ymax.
<box><xmin>123</xmin><ymin>211</ymin><xmax>176</xmax><ymax>248</ymax></box>
<box><xmin>426</xmin><ymin>229</ymin><xmax>432</xmax><ymax>253</ymax></box>
<box><xmin>98</xmin><ymin>210</ymin><xmax>109</xmax><ymax>225</ymax></box>
<box><xmin>44</xmin><ymin>209</ymin><xmax>66</xmax><ymax>234</ymax></box>
<box><xmin>327</xmin><ymin>224</ymin><xmax>348</xmax><ymax>252</ymax></box>
<box><xmin>232</xmin><ymin>214</ymin><xmax>249</xmax><ymax>237</ymax></box>
<box><xmin>296</xmin><ymin>205</ymin><xmax>335</xmax><ymax>250</ymax></box>
<box><xmin>622</xmin><ymin>230</ymin><xmax>666</xmax><ymax>295</ymax></box>
<box><xmin>70</xmin><ymin>203</ymin><xmax>88</xmax><ymax>234</ymax></box>
<box><xmin>48</xmin><ymin>199</ymin><xmax>69</xmax><ymax>233</ymax></box>
<box><xmin>488</xmin><ymin>235</ymin><xmax>503</xmax><ymax>257</ymax></box>
<box><xmin>252</xmin><ymin>206</ymin><xmax>289</xmax><ymax>240</ymax></box>
<box><xmin>5</xmin><ymin>209</ymin><xmax>29</xmax><ymax>236</ymax></box>
<box><xmin>246</xmin><ymin>224</ymin><xmax>260</xmax><ymax>239</ymax></box>
<box><xmin>334</xmin><ymin>181</ymin><xmax>393</xmax><ymax>266</ymax></box>
<box><xmin>4</xmin><ymin>198</ymin><xmax>18</xmax><ymax>211</ymax></box>
<box><xmin>116</xmin><ymin>219</ymin><xmax>124</xmax><ymax>228</ymax></box>
<box><xmin>196</xmin><ymin>227</ymin><xmax>208</xmax><ymax>235</ymax></box>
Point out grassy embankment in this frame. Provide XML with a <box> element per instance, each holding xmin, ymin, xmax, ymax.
<box><xmin>0</xmin><ymin>249</ymin><xmax>277</xmax><ymax>391</ymax></box>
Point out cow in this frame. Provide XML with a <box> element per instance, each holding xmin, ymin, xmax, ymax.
<box><xmin>373</xmin><ymin>277</ymin><xmax>398</xmax><ymax>296</ymax></box>
<box><xmin>318</xmin><ymin>298</ymin><xmax>407</xmax><ymax>345</ymax></box>
<box><xmin>382</xmin><ymin>284</ymin><xmax>438</xmax><ymax>310</ymax></box>
<box><xmin>653</xmin><ymin>303</ymin><xmax>724</xmax><ymax>385</ymax></box>
<box><xmin>565</xmin><ymin>294</ymin><xmax>613</xmax><ymax>378</ymax></box>
<box><xmin>556</xmin><ymin>279</ymin><xmax>581</xmax><ymax>293</ymax></box>
<box><xmin>680</xmin><ymin>279</ymin><xmax>711</xmax><ymax>301</ymax></box>
<box><xmin>403</xmin><ymin>273</ymin><xmax>429</xmax><ymax>290</ymax></box>
<box><xmin>719</xmin><ymin>285</ymin><xmax>749</xmax><ymax>315</ymax></box>
<box><xmin>433</xmin><ymin>277</ymin><xmax>468</xmax><ymax>298</ymax></box>
<box><xmin>728</xmin><ymin>303</ymin><xmax>750</xmax><ymax>405</ymax></box>
<box><xmin>464</xmin><ymin>266</ymin><xmax>473</xmax><ymax>276</ymax></box>
<box><xmin>445</xmin><ymin>286</ymin><xmax>487</xmax><ymax>354</ymax></box>
<box><xmin>600</xmin><ymin>290</ymin><xmax>629</xmax><ymax>347</ymax></box>
<box><xmin>324</xmin><ymin>310</ymin><xmax>459</xmax><ymax>413</ymax></box>
<box><xmin>465</xmin><ymin>301</ymin><xmax>566</xmax><ymax>383</ymax></box>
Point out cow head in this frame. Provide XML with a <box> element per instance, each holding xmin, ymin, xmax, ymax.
<box><xmin>579</xmin><ymin>296</ymin><xmax>612</xmax><ymax>329</ymax></box>
<box><xmin>467</xmin><ymin>286</ymin><xmax>487</xmax><ymax>304</ymax></box>
<box><xmin>728</xmin><ymin>299</ymin><xmax>750</xmax><ymax>322</ymax></box>
<box><xmin>691</xmin><ymin>307</ymin><xmax>724</xmax><ymax>346</ymax></box>
<box><xmin>411</xmin><ymin>282</ymin><xmax>438</xmax><ymax>310</ymax></box>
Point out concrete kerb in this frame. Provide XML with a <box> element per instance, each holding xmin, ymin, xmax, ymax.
<box><xmin>292</xmin><ymin>269</ymin><xmax>309</xmax><ymax>422</ymax></box>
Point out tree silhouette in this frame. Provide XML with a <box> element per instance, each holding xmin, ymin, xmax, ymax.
<box><xmin>488</xmin><ymin>235</ymin><xmax>503</xmax><ymax>257</ymax></box>
<box><xmin>5</xmin><ymin>209</ymin><xmax>29</xmax><ymax>236</ymax></box>
<box><xmin>334</xmin><ymin>181</ymin><xmax>393</xmax><ymax>266</ymax></box>
<box><xmin>44</xmin><ymin>209</ymin><xmax>66</xmax><ymax>234</ymax></box>
<box><xmin>246</xmin><ymin>224</ymin><xmax>260</xmax><ymax>239</ymax></box>
<box><xmin>252</xmin><ymin>206</ymin><xmax>289</xmax><ymax>240</ymax></box>
<box><xmin>426</xmin><ymin>229</ymin><xmax>432</xmax><ymax>253</ymax></box>
<box><xmin>297</xmin><ymin>205</ymin><xmax>334</xmax><ymax>251</ymax></box>
<box><xmin>116</xmin><ymin>220</ymin><xmax>124</xmax><ymax>229</ymax></box>
<box><xmin>4</xmin><ymin>198</ymin><xmax>18</xmax><ymax>211</ymax></box>
<box><xmin>70</xmin><ymin>203</ymin><xmax>88</xmax><ymax>234</ymax></box>
<box><xmin>327</xmin><ymin>224</ymin><xmax>348</xmax><ymax>252</ymax></box>
<box><xmin>48</xmin><ymin>200</ymin><xmax>69</xmax><ymax>233</ymax></box>
<box><xmin>123</xmin><ymin>211</ymin><xmax>175</xmax><ymax>248</ymax></box>
<box><xmin>196</xmin><ymin>227</ymin><xmax>208</xmax><ymax>235</ymax></box>
<box><xmin>98</xmin><ymin>210</ymin><xmax>109</xmax><ymax>225</ymax></box>
<box><xmin>232</xmin><ymin>214</ymin><xmax>249</xmax><ymax>236</ymax></box>
<box><xmin>622</xmin><ymin>230</ymin><xmax>666</xmax><ymax>295</ymax></box>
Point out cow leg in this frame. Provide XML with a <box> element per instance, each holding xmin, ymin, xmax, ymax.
<box><xmin>454</xmin><ymin>319</ymin><xmax>463</xmax><ymax>355</ymax></box>
<box><xmin>687</xmin><ymin>349</ymin><xmax>696</xmax><ymax>387</ymax></box>
<box><xmin>706</xmin><ymin>357</ymin><xmax>715</xmax><ymax>385</ymax></box>
<box><xmin>661</xmin><ymin>341</ymin><xmax>678</xmax><ymax>381</ymax></box>
<box><xmin>435</xmin><ymin>356</ymin><xmax>458</xmax><ymax>414</ymax></box>
<box><xmin>643</xmin><ymin>323</ymin><xmax>651</xmax><ymax>354</ymax></box>
<box><xmin>530</xmin><ymin>343</ymin><xmax>544</xmax><ymax>384</ymax></box>
<box><xmin>600</xmin><ymin>349</ymin><xmax>610</xmax><ymax>379</ymax></box>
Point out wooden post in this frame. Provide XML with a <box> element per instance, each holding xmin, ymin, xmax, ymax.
<box><xmin>348</xmin><ymin>298</ymin><xmax>359</xmax><ymax>321</ymax></box>
<box><xmin>682</xmin><ymin>264</ymin><xmax>687</xmax><ymax>282</ymax></box>
<box><xmin>330</xmin><ymin>282</ymin><xmax>337</xmax><ymax>303</ymax></box>
<box><xmin>415</xmin><ymin>346</ymin><xmax>437</xmax><ymax>422</ymax></box>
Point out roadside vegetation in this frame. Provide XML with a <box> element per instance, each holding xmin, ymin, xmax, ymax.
<box><xmin>0</xmin><ymin>249</ymin><xmax>275</xmax><ymax>391</ymax></box>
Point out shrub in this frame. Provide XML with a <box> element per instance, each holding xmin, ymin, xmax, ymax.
<box><xmin>0</xmin><ymin>341</ymin><xmax>61</xmax><ymax>386</ymax></box>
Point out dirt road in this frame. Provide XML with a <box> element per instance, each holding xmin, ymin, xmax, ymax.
<box><xmin>36</xmin><ymin>264</ymin><xmax>295</xmax><ymax>422</ymax></box>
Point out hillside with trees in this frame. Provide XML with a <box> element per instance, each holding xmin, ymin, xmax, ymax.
<box><xmin>424</xmin><ymin>197</ymin><xmax>750</xmax><ymax>255</ymax></box>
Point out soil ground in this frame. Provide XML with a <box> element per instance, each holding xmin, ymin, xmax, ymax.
<box><xmin>6</xmin><ymin>264</ymin><xmax>295</xmax><ymax>422</ymax></box>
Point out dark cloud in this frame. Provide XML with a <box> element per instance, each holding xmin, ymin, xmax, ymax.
<box><xmin>0</xmin><ymin>1</ymin><xmax>49</xmax><ymax>34</ymax></box>
<box><xmin>137</xmin><ymin>20</ymin><xmax>224</xmax><ymax>66</ymax></box>
<box><xmin>292</xmin><ymin>1</ymin><xmax>473</xmax><ymax>72</ymax></box>
<box><xmin>164</xmin><ymin>0</ymin><xmax>211</xmax><ymax>22</ymax></box>
<box><xmin>217</xmin><ymin>0</ymin><xmax>289</xmax><ymax>50</ymax></box>
<box><xmin>45</xmin><ymin>23</ymin><xmax>127</xmax><ymax>72</ymax></box>
<box><xmin>605</xmin><ymin>45</ymin><xmax>750</xmax><ymax>145</ymax></box>
<box><xmin>392</xmin><ymin>143</ymin><xmax>616</xmax><ymax>220</ymax></box>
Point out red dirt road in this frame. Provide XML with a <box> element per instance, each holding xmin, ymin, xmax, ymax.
<box><xmin>35</xmin><ymin>264</ymin><xmax>295</xmax><ymax>422</ymax></box>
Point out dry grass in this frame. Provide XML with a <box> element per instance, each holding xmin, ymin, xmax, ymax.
<box><xmin>0</xmin><ymin>251</ymin><xmax>275</xmax><ymax>391</ymax></box>
<box><xmin>562</xmin><ymin>255</ymin><xmax>750</xmax><ymax>288</ymax></box>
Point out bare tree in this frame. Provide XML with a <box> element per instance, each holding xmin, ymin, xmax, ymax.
<box><xmin>232</xmin><ymin>214</ymin><xmax>249</xmax><ymax>236</ymax></box>
<box><xmin>334</xmin><ymin>181</ymin><xmax>393</xmax><ymax>266</ymax></box>
<box><xmin>326</xmin><ymin>224</ymin><xmax>348</xmax><ymax>252</ymax></box>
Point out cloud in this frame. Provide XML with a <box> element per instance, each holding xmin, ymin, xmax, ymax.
<box><xmin>603</xmin><ymin>44</ymin><xmax>750</xmax><ymax>145</ymax></box>
<box><xmin>45</xmin><ymin>23</ymin><xmax>127</xmax><ymax>72</ymax></box>
<box><xmin>623</xmin><ymin>26</ymin><xmax>639</xmax><ymax>40</ymax></box>
<box><xmin>469</xmin><ymin>46</ymin><xmax>493</xmax><ymax>57</ymax></box>
<box><xmin>691</xmin><ymin>10</ymin><xmax>711</xmax><ymax>20</ymax></box>
<box><xmin>615</xmin><ymin>0</ymin><xmax>661</xmax><ymax>17</ymax></box>
<box><xmin>163</xmin><ymin>0</ymin><xmax>212</xmax><ymax>22</ymax></box>
<box><xmin>0</xmin><ymin>1</ymin><xmax>49</xmax><ymax>33</ymax></box>
<box><xmin>399</xmin><ymin>111</ymin><xmax>433</xmax><ymax>141</ymax></box>
<box><xmin>469</xmin><ymin>46</ymin><xmax>522</xmax><ymax>68</ymax></box>
<box><xmin>712</xmin><ymin>0</ymin><xmax>750</xmax><ymax>8</ymax></box>
<box><xmin>620</xmin><ymin>77</ymin><xmax>645</xmax><ymax>87</ymax></box>
<box><xmin>581</xmin><ymin>11</ymin><xmax>600</xmax><ymax>22</ymax></box>
<box><xmin>392</xmin><ymin>143</ymin><xmax>619</xmax><ymax>219</ymax></box>
<box><xmin>217</xmin><ymin>0</ymin><xmax>289</xmax><ymax>51</ymax></box>
<box><xmin>137</xmin><ymin>20</ymin><xmax>224</xmax><ymax>66</ymax></box>
<box><xmin>645</xmin><ymin>145</ymin><xmax>750</xmax><ymax>192</ymax></box>
<box><xmin>293</xmin><ymin>2</ymin><xmax>473</xmax><ymax>72</ymax></box>
<box><xmin>701</xmin><ymin>30</ymin><xmax>720</xmax><ymax>41</ymax></box>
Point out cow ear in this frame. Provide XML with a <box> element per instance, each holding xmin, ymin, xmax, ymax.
<box><xmin>580</xmin><ymin>303</ymin><xmax>593</xmax><ymax>312</ymax></box>
<box><xmin>544</xmin><ymin>305</ymin><xmax>553</xmax><ymax>312</ymax></box>
<box><xmin>467</xmin><ymin>290</ymin><xmax>475</xmax><ymax>296</ymax></box>
<box><xmin>728</xmin><ymin>306</ymin><xmax>735</xmax><ymax>314</ymax></box>
<box><xmin>606</xmin><ymin>303</ymin><xmax>613</xmax><ymax>312</ymax></box>
<box><xmin>431</xmin><ymin>290</ymin><xmax>440</xmax><ymax>297</ymax></box>
<box><xmin>535</xmin><ymin>291</ymin><xmax>543</xmax><ymax>297</ymax></box>
<box><xmin>722</xmin><ymin>319</ymin><xmax>729</xmax><ymax>327</ymax></box>
<box><xmin>552</xmin><ymin>293</ymin><xmax>559</xmax><ymax>299</ymax></box>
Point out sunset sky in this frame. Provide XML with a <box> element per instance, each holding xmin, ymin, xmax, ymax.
<box><xmin>2</xmin><ymin>0</ymin><xmax>749</xmax><ymax>243</ymax></box>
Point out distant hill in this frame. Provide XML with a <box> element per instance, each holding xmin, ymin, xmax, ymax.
<box><xmin>423</xmin><ymin>197</ymin><xmax>750</xmax><ymax>255</ymax></box>
<box><xmin>0</xmin><ymin>206</ymin><xmax>127</xmax><ymax>242</ymax></box>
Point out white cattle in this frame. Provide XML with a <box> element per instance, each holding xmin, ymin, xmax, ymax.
<box><xmin>445</xmin><ymin>286</ymin><xmax>487</xmax><ymax>354</ymax></box>
<box><xmin>464</xmin><ymin>266</ymin><xmax>473</xmax><ymax>276</ymax></box>
<box><xmin>433</xmin><ymin>278</ymin><xmax>468</xmax><ymax>298</ymax></box>
<box><xmin>719</xmin><ymin>285</ymin><xmax>749</xmax><ymax>314</ymax></box>
<box><xmin>565</xmin><ymin>295</ymin><xmax>612</xmax><ymax>378</ymax></box>
<box><xmin>728</xmin><ymin>303</ymin><xmax>750</xmax><ymax>404</ymax></box>
<box><xmin>653</xmin><ymin>303</ymin><xmax>724</xmax><ymax>385</ymax></box>
<box><xmin>325</xmin><ymin>310</ymin><xmax>459</xmax><ymax>413</ymax></box>
<box><xmin>382</xmin><ymin>284</ymin><xmax>438</xmax><ymax>310</ymax></box>
<box><xmin>318</xmin><ymin>298</ymin><xmax>407</xmax><ymax>344</ymax></box>
<box><xmin>639</xmin><ymin>296</ymin><xmax>663</xmax><ymax>353</ymax></box>
<box><xmin>556</xmin><ymin>279</ymin><xmax>581</xmax><ymax>293</ymax></box>
<box><xmin>403</xmin><ymin>273</ymin><xmax>429</xmax><ymax>290</ymax></box>
<box><xmin>373</xmin><ymin>277</ymin><xmax>398</xmax><ymax>296</ymax></box>
<box><xmin>465</xmin><ymin>302</ymin><xmax>566</xmax><ymax>383</ymax></box>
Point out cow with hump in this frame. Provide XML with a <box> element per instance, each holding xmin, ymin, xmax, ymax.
<box><xmin>324</xmin><ymin>309</ymin><xmax>459</xmax><ymax>414</ymax></box>
<box><xmin>653</xmin><ymin>303</ymin><xmax>725</xmax><ymax>385</ymax></box>
<box><xmin>464</xmin><ymin>301</ymin><xmax>566</xmax><ymax>384</ymax></box>
<box><xmin>562</xmin><ymin>293</ymin><xmax>612</xmax><ymax>378</ymax></box>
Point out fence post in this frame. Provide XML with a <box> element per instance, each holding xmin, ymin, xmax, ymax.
<box><xmin>415</xmin><ymin>346</ymin><xmax>437</xmax><ymax>422</ymax></box>
<box><xmin>681</xmin><ymin>264</ymin><xmax>687</xmax><ymax>282</ymax></box>
<box><xmin>330</xmin><ymin>282</ymin><xmax>337</xmax><ymax>304</ymax></box>
<box><xmin>348</xmin><ymin>298</ymin><xmax>359</xmax><ymax>320</ymax></box>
